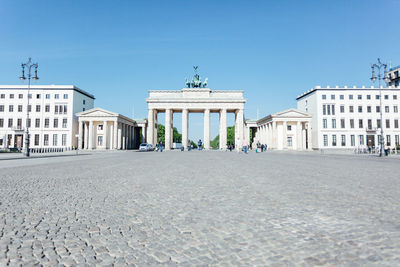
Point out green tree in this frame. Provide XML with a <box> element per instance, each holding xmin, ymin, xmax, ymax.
<box><xmin>157</xmin><ymin>124</ymin><xmax>182</xmax><ymax>144</ymax></box>
<box><xmin>210</xmin><ymin>125</ymin><xmax>236</xmax><ymax>149</ymax></box>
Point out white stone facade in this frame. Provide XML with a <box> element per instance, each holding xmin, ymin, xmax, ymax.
<box><xmin>77</xmin><ymin>108</ymin><xmax>145</xmax><ymax>150</ymax></box>
<box><xmin>146</xmin><ymin>88</ymin><xmax>246</xmax><ymax>150</ymax></box>
<box><xmin>246</xmin><ymin>109</ymin><xmax>312</xmax><ymax>150</ymax></box>
<box><xmin>387</xmin><ymin>66</ymin><xmax>400</xmax><ymax>88</ymax></box>
<box><xmin>0</xmin><ymin>85</ymin><xmax>94</xmax><ymax>150</ymax></box>
<box><xmin>297</xmin><ymin>86</ymin><xmax>400</xmax><ymax>149</ymax></box>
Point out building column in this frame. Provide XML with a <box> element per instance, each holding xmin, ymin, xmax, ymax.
<box><xmin>154</xmin><ymin>110</ymin><xmax>158</xmax><ymax>145</ymax></box>
<box><xmin>302</xmin><ymin>123</ymin><xmax>306</xmax><ymax>150</ymax></box>
<box><xmin>103</xmin><ymin>121</ymin><xmax>108</xmax><ymax>149</ymax></box>
<box><xmin>237</xmin><ymin>109</ymin><xmax>244</xmax><ymax>147</ymax></box>
<box><xmin>219</xmin><ymin>109</ymin><xmax>227</xmax><ymax>150</ymax></box>
<box><xmin>122</xmin><ymin>124</ymin><xmax>126</xmax><ymax>150</ymax></box>
<box><xmin>147</xmin><ymin>109</ymin><xmax>154</xmax><ymax>145</ymax></box>
<box><xmin>182</xmin><ymin>109</ymin><xmax>189</xmax><ymax>150</ymax></box>
<box><xmin>165</xmin><ymin>109</ymin><xmax>172</xmax><ymax>150</ymax></box>
<box><xmin>203</xmin><ymin>109</ymin><xmax>210</xmax><ymax>150</ymax></box>
<box><xmin>118</xmin><ymin>123</ymin><xmax>122</xmax><ymax>149</ymax></box>
<box><xmin>84</xmin><ymin>122</ymin><xmax>88</xmax><ymax>149</ymax></box>
<box><xmin>141</xmin><ymin>126</ymin><xmax>146</xmax><ymax>144</ymax></box>
<box><xmin>113</xmin><ymin>120</ymin><xmax>118</xmax><ymax>149</ymax></box>
<box><xmin>307</xmin><ymin>122</ymin><xmax>312</xmax><ymax>150</ymax></box>
<box><xmin>88</xmin><ymin>121</ymin><xmax>94</xmax><ymax>150</ymax></box>
<box><xmin>283</xmin><ymin>121</ymin><xmax>287</xmax><ymax>149</ymax></box>
<box><xmin>78</xmin><ymin>120</ymin><xmax>83</xmax><ymax>149</ymax></box>
<box><xmin>272</xmin><ymin>121</ymin><xmax>277</xmax><ymax>149</ymax></box>
<box><xmin>296</xmin><ymin>121</ymin><xmax>302</xmax><ymax>150</ymax></box>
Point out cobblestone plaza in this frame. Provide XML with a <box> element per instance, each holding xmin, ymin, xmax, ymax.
<box><xmin>1</xmin><ymin>151</ymin><xmax>400</xmax><ymax>266</ymax></box>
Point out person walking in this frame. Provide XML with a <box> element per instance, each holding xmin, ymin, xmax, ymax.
<box><xmin>242</xmin><ymin>139</ymin><xmax>249</xmax><ymax>154</ymax></box>
<box><xmin>198</xmin><ymin>139</ymin><xmax>202</xmax><ymax>150</ymax></box>
<box><xmin>160</xmin><ymin>141</ymin><xmax>163</xmax><ymax>152</ymax></box>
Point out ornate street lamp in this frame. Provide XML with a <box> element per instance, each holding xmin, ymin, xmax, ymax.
<box><xmin>20</xmin><ymin>58</ymin><xmax>39</xmax><ymax>157</ymax></box>
<box><xmin>370</xmin><ymin>58</ymin><xmax>390</xmax><ymax>157</ymax></box>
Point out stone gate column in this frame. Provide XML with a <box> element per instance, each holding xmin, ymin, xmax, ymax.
<box><xmin>182</xmin><ymin>109</ymin><xmax>188</xmax><ymax>150</ymax></box>
<box><xmin>296</xmin><ymin>121</ymin><xmax>301</xmax><ymax>150</ymax></box>
<box><xmin>219</xmin><ymin>109</ymin><xmax>227</xmax><ymax>150</ymax></box>
<box><xmin>165</xmin><ymin>109</ymin><xmax>172</xmax><ymax>150</ymax></box>
<box><xmin>103</xmin><ymin>121</ymin><xmax>108</xmax><ymax>149</ymax></box>
<box><xmin>88</xmin><ymin>121</ymin><xmax>94</xmax><ymax>150</ymax></box>
<box><xmin>154</xmin><ymin>110</ymin><xmax>158</xmax><ymax>145</ymax></box>
<box><xmin>113</xmin><ymin>120</ymin><xmax>118</xmax><ymax>149</ymax></box>
<box><xmin>204</xmin><ymin>109</ymin><xmax>210</xmax><ymax>150</ymax></box>
<box><xmin>147</xmin><ymin>109</ymin><xmax>154</xmax><ymax>145</ymax></box>
<box><xmin>84</xmin><ymin>121</ymin><xmax>88</xmax><ymax>149</ymax></box>
<box><xmin>272</xmin><ymin>121</ymin><xmax>277</xmax><ymax>149</ymax></box>
<box><xmin>237</xmin><ymin>109</ymin><xmax>244</xmax><ymax>147</ymax></box>
<box><xmin>283</xmin><ymin>121</ymin><xmax>287</xmax><ymax>149</ymax></box>
<box><xmin>78</xmin><ymin>120</ymin><xmax>83</xmax><ymax>149</ymax></box>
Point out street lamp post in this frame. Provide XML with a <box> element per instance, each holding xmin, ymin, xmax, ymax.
<box><xmin>370</xmin><ymin>58</ymin><xmax>389</xmax><ymax>157</ymax></box>
<box><xmin>20</xmin><ymin>58</ymin><xmax>39</xmax><ymax>157</ymax></box>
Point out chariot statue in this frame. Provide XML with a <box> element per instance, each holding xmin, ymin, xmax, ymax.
<box><xmin>185</xmin><ymin>66</ymin><xmax>208</xmax><ymax>88</ymax></box>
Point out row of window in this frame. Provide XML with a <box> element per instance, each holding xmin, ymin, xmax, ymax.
<box><xmin>323</xmin><ymin>104</ymin><xmax>399</xmax><ymax>115</ymax></box>
<box><xmin>0</xmin><ymin>133</ymin><xmax>68</xmax><ymax>147</ymax></box>
<box><xmin>0</xmin><ymin>104</ymin><xmax>68</xmax><ymax>114</ymax></box>
<box><xmin>0</xmin><ymin>93</ymin><xmax>69</xmax><ymax>100</ymax></box>
<box><xmin>322</xmin><ymin>94</ymin><xmax>398</xmax><ymax>100</ymax></box>
<box><xmin>0</xmin><ymin>118</ymin><xmax>68</xmax><ymax>128</ymax></box>
<box><xmin>322</xmin><ymin>118</ymin><xmax>399</xmax><ymax>129</ymax></box>
<box><xmin>323</xmin><ymin>134</ymin><xmax>400</xmax><ymax>147</ymax></box>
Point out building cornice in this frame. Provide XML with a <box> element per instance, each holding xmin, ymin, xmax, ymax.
<box><xmin>0</xmin><ymin>85</ymin><xmax>95</xmax><ymax>99</ymax></box>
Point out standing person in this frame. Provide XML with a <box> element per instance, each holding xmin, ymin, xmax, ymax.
<box><xmin>160</xmin><ymin>141</ymin><xmax>163</xmax><ymax>152</ymax></box>
<box><xmin>198</xmin><ymin>139</ymin><xmax>202</xmax><ymax>150</ymax></box>
<box><xmin>242</xmin><ymin>139</ymin><xmax>249</xmax><ymax>154</ymax></box>
<box><xmin>155</xmin><ymin>143</ymin><xmax>159</xmax><ymax>152</ymax></box>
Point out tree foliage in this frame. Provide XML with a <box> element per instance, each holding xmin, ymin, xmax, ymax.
<box><xmin>210</xmin><ymin>126</ymin><xmax>235</xmax><ymax>149</ymax></box>
<box><xmin>157</xmin><ymin>124</ymin><xmax>182</xmax><ymax>144</ymax></box>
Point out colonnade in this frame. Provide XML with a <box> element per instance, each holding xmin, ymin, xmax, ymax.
<box><xmin>147</xmin><ymin>108</ymin><xmax>245</xmax><ymax>150</ymax></box>
<box><xmin>78</xmin><ymin>119</ymin><xmax>135</xmax><ymax>150</ymax></box>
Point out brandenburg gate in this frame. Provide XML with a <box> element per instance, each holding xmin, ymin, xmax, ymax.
<box><xmin>146</xmin><ymin>68</ymin><xmax>246</xmax><ymax>150</ymax></box>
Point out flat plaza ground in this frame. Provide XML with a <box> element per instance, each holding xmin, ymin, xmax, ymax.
<box><xmin>0</xmin><ymin>150</ymin><xmax>400</xmax><ymax>266</ymax></box>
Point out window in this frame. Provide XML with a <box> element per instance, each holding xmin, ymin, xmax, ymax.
<box><xmin>351</xmin><ymin>135</ymin><xmax>355</xmax><ymax>146</ymax></box>
<box><xmin>386</xmin><ymin>135</ymin><xmax>391</xmax><ymax>146</ymax></box>
<box><xmin>18</xmin><ymin>105</ymin><xmax>23</xmax><ymax>112</ymax></box>
<box><xmin>55</xmin><ymin>94</ymin><xmax>59</xmax><ymax>99</ymax></box>
<box><xmin>10</xmin><ymin>94</ymin><xmax>14</xmax><ymax>99</ymax></box>
<box><xmin>53</xmin><ymin>118</ymin><xmax>58</xmax><ymax>128</ymax></box>
<box><xmin>394</xmin><ymin>106</ymin><xmax>398</xmax><ymax>113</ymax></box>
<box><xmin>396</xmin><ymin>135</ymin><xmax>400</xmax><ymax>146</ymax></box>
<box><xmin>358</xmin><ymin>95</ymin><xmax>362</xmax><ymax>100</ymax></box>
<box><xmin>377</xmin><ymin>119</ymin><xmax>381</xmax><ymax>128</ymax></box>
<box><xmin>59</xmin><ymin>105</ymin><xmax>63</xmax><ymax>114</ymax></box>
<box><xmin>63</xmin><ymin>105</ymin><xmax>67</xmax><ymax>114</ymax></box>
<box><xmin>0</xmin><ymin>105</ymin><xmax>3</xmax><ymax>112</ymax></box>
<box><xmin>331</xmin><ymin>105</ymin><xmax>335</xmax><ymax>115</ymax></box>
<box><xmin>323</xmin><ymin>119</ymin><xmax>327</xmax><ymax>128</ymax></box>
<box><xmin>367</xmin><ymin>106</ymin><xmax>371</xmax><ymax>113</ymax></box>
<box><xmin>35</xmin><ymin>118</ymin><xmax>40</xmax><ymax>128</ymax></box>
<box><xmin>26</xmin><ymin>118</ymin><xmax>31</xmax><ymax>128</ymax></box>
<box><xmin>341</xmin><ymin>135</ymin><xmax>346</xmax><ymax>146</ymax></box>
<box><xmin>28</xmin><ymin>94</ymin><xmax>32</xmax><ymax>99</ymax></box>
<box><xmin>83</xmin><ymin>100</ymin><xmax>86</xmax><ymax>105</ymax></box>
<box><xmin>8</xmin><ymin>118</ymin><xmax>13</xmax><ymax>128</ymax></box>
<box><xmin>349</xmin><ymin>106</ymin><xmax>354</xmax><ymax>113</ymax></box>
<box><xmin>322</xmin><ymin>94</ymin><xmax>326</xmax><ymax>100</ymax></box>
<box><xmin>332</xmin><ymin>119</ymin><xmax>336</xmax><ymax>129</ymax></box>
<box><xmin>287</xmin><ymin>137</ymin><xmax>292</xmax><ymax>147</ymax></box>
<box><xmin>323</xmin><ymin>135</ymin><xmax>328</xmax><ymax>146</ymax></box>
<box><xmin>359</xmin><ymin>119</ymin><xmax>363</xmax><ymax>129</ymax></box>
<box><xmin>386</xmin><ymin>119</ymin><xmax>390</xmax><ymax>128</ymax></box>
<box><xmin>36</xmin><ymin>105</ymin><xmax>40</xmax><ymax>112</ymax></box>
<box><xmin>62</xmin><ymin>118</ymin><xmax>67</xmax><ymax>128</ymax></box>
<box><xmin>45</xmin><ymin>105</ymin><xmax>50</xmax><ymax>112</ymax></box>
<box><xmin>340</xmin><ymin>106</ymin><xmax>345</xmax><ymax>113</ymax></box>
<box><xmin>323</xmin><ymin>105</ymin><xmax>326</xmax><ymax>115</ymax></box>
<box><xmin>340</xmin><ymin>119</ymin><xmax>345</xmax><ymax>128</ymax></box>
<box><xmin>287</xmin><ymin>125</ymin><xmax>292</xmax><ymax>131</ymax></box>
<box><xmin>34</xmin><ymin>134</ymin><xmax>39</xmax><ymax>146</ymax></box>
<box><xmin>349</xmin><ymin>95</ymin><xmax>353</xmax><ymax>100</ymax></box>
<box><xmin>62</xmin><ymin>134</ymin><xmax>67</xmax><ymax>146</ymax></box>
<box><xmin>28</xmin><ymin>105</ymin><xmax>31</xmax><ymax>112</ymax></box>
<box><xmin>327</xmin><ymin>105</ymin><xmax>331</xmax><ymax>115</ymax></box>
<box><xmin>394</xmin><ymin>95</ymin><xmax>398</xmax><ymax>100</ymax></box>
<box><xmin>36</xmin><ymin>94</ymin><xmax>41</xmax><ymax>99</ymax></box>
<box><xmin>9</xmin><ymin>105</ymin><xmax>13</xmax><ymax>112</ymax></box>
<box><xmin>376</xmin><ymin>95</ymin><xmax>380</xmax><ymax>100</ymax></box>
<box><xmin>340</xmin><ymin>95</ymin><xmax>344</xmax><ymax>100</ymax></box>
<box><xmin>18</xmin><ymin>94</ymin><xmax>23</xmax><ymax>99</ymax></box>
<box><xmin>63</xmin><ymin>94</ymin><xmax>68</xmax><ymax>99</ymax></box>
<box><xmin>331</xmin><ymin>94</ymin><xmax>335</xmax><ymax>100</ymax></box>
<box><xmin>98</xmin><ymin>124</ymin><xmax>103</xmax><ymax>130</ymax></box>
<box><xmin>368</xmin><ymin>119</ymin><xmax>372</xmax><ymax>129</ymax></box>
<box><xmin>55</xmin><ymin>105</ymin><xmax>59</xmax><ymax>114</ymax></box>
<box><xmin>83</xmin><ymin>108</ymin><xmax>86</xmax><ymax>111</ymax></box>
<box><xmin>358</xmin><ymin>106</ymin><xmax>363</xmax><ymax>113</ymax></box>
<box><xmin>359</xmin><ymin>135</ymin><xmax>364</xmax><ymax>145</ymax></box>
<box><xmin>350</xmin><ymin>119</ymin><xmax>354</xmax><ymax>128</ymax></box>
<box><xmin>384</xmin><ymin>95</ymin><xmax>389</xmax><ymax>100</ymax></box>
<box><xmin>45</xmin><ymin>118</ymin><xmax>49</xmax><ymax>128</ymax></box>
<box><xmin>376</xmin><ymin>106</ymin><xmax>380</xmax><ymax>113</ymax></box>
<box><xmin>385</xmin><ymin>106</ymin><xmax>389</xmax><ymax>113</ymax></box>
<box><xmin>17</xmin><ymin>118</ymin><xmax>22</xmax><ymax>128</ymax></box>
<box><xmin>44</xmin><ymin>134</ymin><xmax>49</xmax><ymax>146</ymax></box>
<box><xmin>46</xmin><ymin>94</ymin><xmax>50</xmax><ymax>99</ymax></box>
<box><xmin>395</xmin><ymin>119</ymin><xmax>399</xmax><ymax>129</ymax></box>
<box><xmin>332</xmin><ymin>135</ymin><xmax>337</xmax><ymax>146</ymax></box>
<box><xmin>53</xmin><ymin>134</ymin><xmax>58</xmax><ymax>146</ymax></box>
<box><xmin>0</xmin><ymin>94</ymin><xmax>4</xmax><ymax>99</ymax></box>
<box><xmin>0</xmin><ymin>119</ymin><xmax>3</xmax><ymax>128</ymax></box>
<box><xmin>367</xmin><ymin>95</ymin><xmax>371</xmax><ymax>100</ymax></box>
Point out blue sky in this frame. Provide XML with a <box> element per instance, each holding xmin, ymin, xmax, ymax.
<box><xmin>1</xmin><ymin>0</ymin><xmax>399</xmax><ymax>141</ymax></box>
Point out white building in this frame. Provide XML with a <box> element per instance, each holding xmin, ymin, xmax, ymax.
<box><xmin>0</xmin><ymin>85</ymin><xmax>94</xmax><ymax>150</ymax></box>
<box><xmin>245</xmin><ymin>109</ymin><xmax>312</xmax><ymax>150</ymax></box>
<box><xmin>297</xmin><ymin>85</ymin><xmax>400</xmax><ymax>150</ymax></box>
<box><xmin>387</xmin><ymin>65</ymin><xmax>400</xmax><ymax>88</ymax></box>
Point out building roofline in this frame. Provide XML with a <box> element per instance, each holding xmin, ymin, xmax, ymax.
<box><xmin>296</xmin><ymin>86</ymin><xmax>400</xmax><ymax>100</ymax></box>
<box><xmin>0</xmin><ymin>85</ymin><xmax>95</xmax><ymax>99</ymax></box>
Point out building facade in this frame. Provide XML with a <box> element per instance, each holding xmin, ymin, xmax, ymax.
<box><xmin>297</xmin><ymin>86</ymin><xmax>400</xmax><ymax>150</ymax></box>
<box><xmin>387</xmin><ymin>66</ymin><xmax>400</xmax><ymax>88</ymax></box>
<box><xmin>245</xmin><ymin>109</ymin><xmax>312</xmax><ymax>150</ymax></box>
<box><xmin>0</xmin><ymin>85</ymin><xmax>94</xmax><ymax>150</ymax></box>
